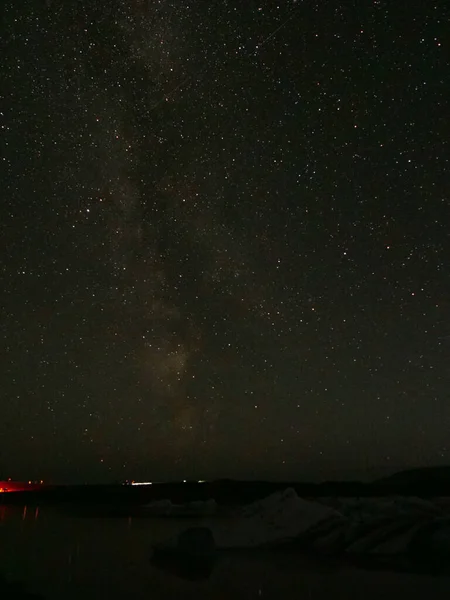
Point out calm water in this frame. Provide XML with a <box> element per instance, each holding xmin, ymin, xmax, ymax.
<box><xmin>1</xmin><ymin>504</ymin><xmax>450</xmax><ymax>599</ymax></box>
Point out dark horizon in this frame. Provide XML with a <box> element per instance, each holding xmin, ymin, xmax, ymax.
<box><xmin>2</xmin><ymin>461</ymin><xmax>447</xmax><ymax>487</ymax></box>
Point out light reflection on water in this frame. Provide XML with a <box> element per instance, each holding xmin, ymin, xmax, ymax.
<box><xmin>0</xmin><ymin>504</ymin><xmax>450</xmax><ymax>599</ymax></box>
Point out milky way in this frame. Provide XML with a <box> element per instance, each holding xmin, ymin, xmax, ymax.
<box><xmin>1</xmin><ymin>0</ymin><xmax>448</xmax><ymax>483</ymax></box>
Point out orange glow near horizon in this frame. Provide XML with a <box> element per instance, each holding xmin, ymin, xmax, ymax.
<box><xmin>0</xmin><ymin>481</ymin><xmax>45</xmax><ymax>493</ymax></box>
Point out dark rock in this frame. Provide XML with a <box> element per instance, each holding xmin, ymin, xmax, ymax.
<box><xmin>151</xmin><ymin>527</ymin><xmax>217</xmax><ymax>580</ymax></box>
<box><xmin>177</xmin><ymin>526</ymin><xmax>216</xmax><ymax>558</ymax></box>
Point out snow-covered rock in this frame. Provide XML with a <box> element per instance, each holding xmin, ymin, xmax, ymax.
<box><xmin>142</xmin><ymin>499</ymin><xmax>174</xmax><ymax>515</ymax></box>
<box><xmin>142</xmin><ymin>498</ymin><xmax>217</xmax><ymax>517</ymax></box>
<box><xmin>317</xmin><ymin>496</ymin><xmax>443</xmax><ymax>520</ymax></box>
<box><xmin>153</xmin><ymin>490</ymin><xmax>450</xmax><ymax>564</ymax></box>
<box><xmin>184</xmin><ymin>499</ymin><xmax>217</xmax><ymax>516</ymax></box>
<box><xmin>212</xmin><ymin>488</ymin><xmax>340</xmax><ymax>549</ymax></box>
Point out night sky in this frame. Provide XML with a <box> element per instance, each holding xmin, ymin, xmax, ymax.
<box><xmin>1</xmin><ymin>1</ymin><xmax>448</xmax><ymax>484</ymax></box>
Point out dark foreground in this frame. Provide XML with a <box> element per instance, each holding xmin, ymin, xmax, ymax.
<box><xmin>1</xmin><ymin>505</ymin><xmax>450</xmax><ymax>599</ymax></box>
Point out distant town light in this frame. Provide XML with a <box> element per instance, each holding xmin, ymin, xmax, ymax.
<box><xmin>130</xmin><ymin>481</ymin><xmax>153</xmax><ymax>486</ymax></box>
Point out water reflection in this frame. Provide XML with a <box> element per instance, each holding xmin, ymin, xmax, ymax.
<box><xmin>0</xmin><ymin>506</ymin><xmax>449</xmax><ymax>599</ymax></box>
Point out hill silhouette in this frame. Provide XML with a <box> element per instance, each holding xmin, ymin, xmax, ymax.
<box><xmin>376</xmin><ymin>465</ymin><xmax>450</xmax><ymax>492</ymax></box>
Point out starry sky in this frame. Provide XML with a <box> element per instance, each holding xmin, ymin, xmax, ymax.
<box><xmin>1</xmin><ymin>1</ymin><xmax>448</xmax><ymax>484</ymax></box>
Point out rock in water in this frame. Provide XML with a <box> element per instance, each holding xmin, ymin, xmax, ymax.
<box><xmin>151</xmin><ymin>527</ymin><xmax>217</xmax><ymax>580</ymax></box>
<box><xmin>177</xmin><ymin>526</ymin><xmax>216</xmax><ymax>559</ymax></box>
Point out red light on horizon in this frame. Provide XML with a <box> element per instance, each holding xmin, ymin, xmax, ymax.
<box><xmin>0</xmin><ymin>480</ymin><xmax>46</xmax><ymax>493</ymax></box>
